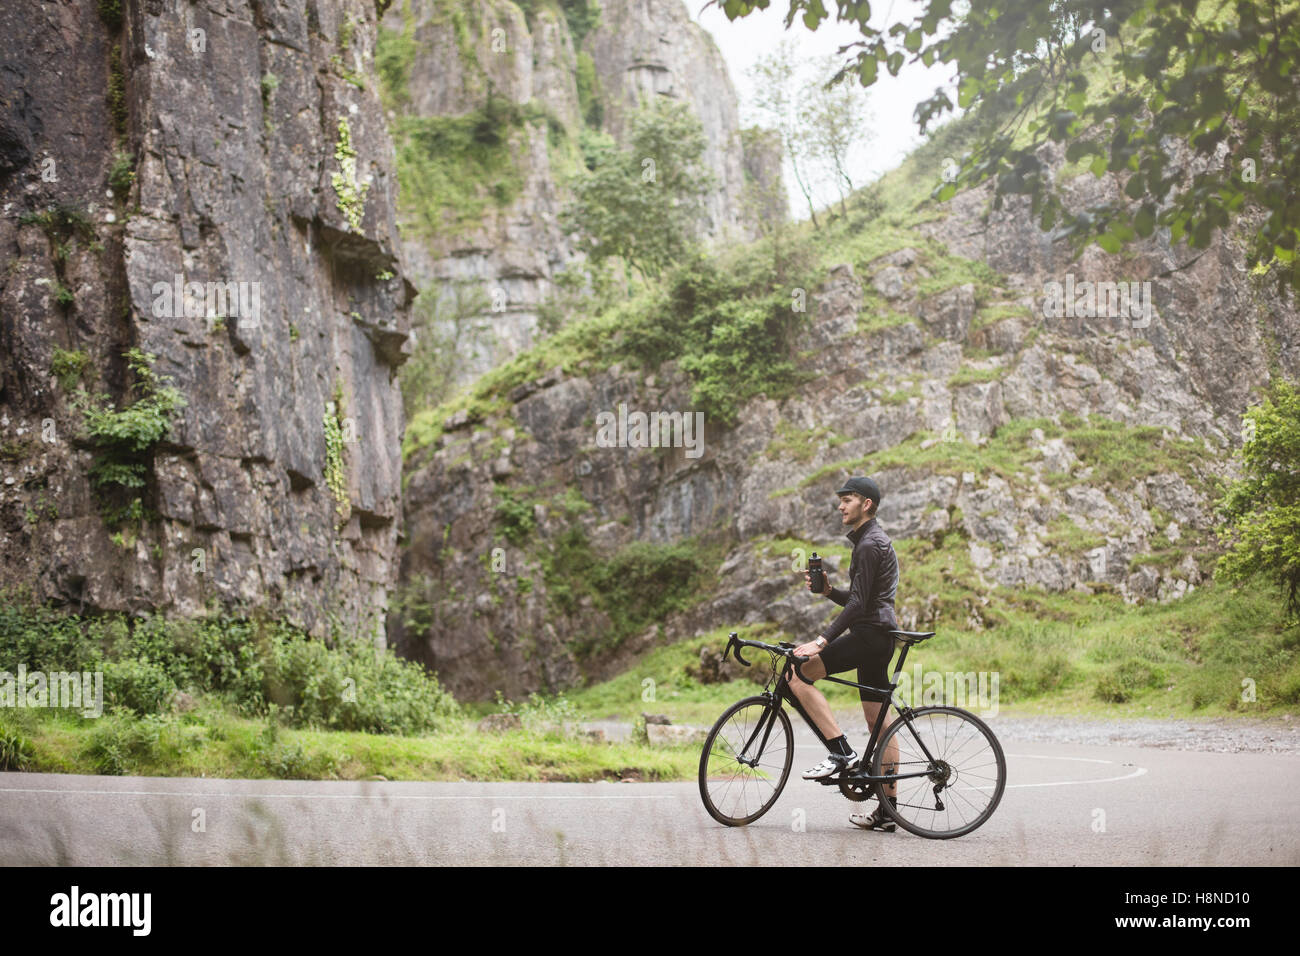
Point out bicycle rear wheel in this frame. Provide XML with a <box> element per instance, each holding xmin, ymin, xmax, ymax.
<box><xmin>698</xmin><ymin>696</ymin><xmax>794</xmax><ymax>826</ymax></box>
<box><xmin>871</xmin><ymin>706</ymin><xmax>1006</xmax><ymax>839</ymax></box>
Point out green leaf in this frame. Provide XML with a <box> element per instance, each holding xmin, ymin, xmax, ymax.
<box><xmin>905</xmin><ymin>28</ymin><xmax>922</xmax><ymax>53</ymax></box>
<box><xmin>1097</xmin><ymin>232</ymin><xmax>1121</xmax><ymax>253</ymax></box>
<box><xmin>1135</xmin><ymin>206</ymin><xmax>1156</xmax><ymax>237</ymax></box>
<box><xmin>1065</xmin><ymin>140</ymin><xmax>1092</xmax><ymax>163</ymax></box>
<box><xmin>1089</xmin><ymin>155</ymin><xmax>1107</xmax><ymax>177</ymax></box>
<box><xmin>858</xmin><ymin>56</ymin><xmax>878</xmax><ymax>86</ymax></box>
<box><xmin>957</xmin><ymin>77</ymin><xmax>979</xmax><ymax>109</ymax></box>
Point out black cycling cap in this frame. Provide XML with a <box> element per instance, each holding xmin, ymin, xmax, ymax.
<box><xmin>835</xmin><ymin>475</ymin><xmax>882</xmax><ymax>505</ymax></box>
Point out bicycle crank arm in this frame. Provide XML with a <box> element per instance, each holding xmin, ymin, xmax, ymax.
<box><xmin>844</xmin><ymin>769</ymin><xmax>935</xmax><ymax>783</ymax></box>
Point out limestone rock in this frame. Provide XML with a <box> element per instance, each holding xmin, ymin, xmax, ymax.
<box><xmin>646</xmin><ymin>724</ymin><xmax>706</xmax><ymax>746</ymax></box>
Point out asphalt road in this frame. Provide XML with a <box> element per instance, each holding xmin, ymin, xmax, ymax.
<box><xmin>2</xmin><ymin>731</ymin><xmax>1298</xmax><ymax>865</ymax></box>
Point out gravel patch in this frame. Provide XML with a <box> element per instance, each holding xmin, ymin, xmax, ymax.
<box><xmin>587</xmin><ymin>714</ymin><xmax>1300</xmax><ymax>754</ymax></box>
<box><xmin>982</xmin><ymin>715</ymin><xmax>1300</xmax><ymax>754</ymax></box>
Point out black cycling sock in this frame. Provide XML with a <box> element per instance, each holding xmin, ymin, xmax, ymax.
<box><xmin>828</xmin><ymin>735</ymin><xmax>852</xmax><ymax>757</ymax></box>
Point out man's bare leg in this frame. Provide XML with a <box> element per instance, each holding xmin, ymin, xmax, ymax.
<box><xmin>787</xmin><ymin>655</ymin><xmax>842</xmax><ymax>741</ymax></box>
<box><xmin>861</xmin><ymin>700</ymin><xmax>898</xmax><ymax>799</ymax></box>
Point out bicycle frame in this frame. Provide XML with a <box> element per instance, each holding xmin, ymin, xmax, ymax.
<box><xmin>726</xmin><ymin>632</ymin><xmax>942</xmax><ymax>786</ymax></box>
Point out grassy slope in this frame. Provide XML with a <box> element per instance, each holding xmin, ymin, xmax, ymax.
<box><xmin>560</xmin><ymin>579</ymin><xmax>1298</xmax><ymax>726</ymax></box>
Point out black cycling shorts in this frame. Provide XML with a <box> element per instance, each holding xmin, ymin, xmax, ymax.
<box><xmin>816</xmin><ymin>627</ymin><xmax>896</xmax><ymax>702</ymax></box>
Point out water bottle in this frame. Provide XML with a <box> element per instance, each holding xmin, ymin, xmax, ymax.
<box><xmin>808</xmin><ymin>552</ymin><xmax>825</xmax><ymax>594</ymax></box>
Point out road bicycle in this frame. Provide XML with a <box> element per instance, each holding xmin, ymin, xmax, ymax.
<box><xmin>697</xmin><ymin>630</ymin><xmax>1006</xmax><ymax>839</ymax></box>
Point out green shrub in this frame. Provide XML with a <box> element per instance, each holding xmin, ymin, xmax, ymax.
<box><xmin>1094</xmin><ymin>657</ymin><xmax>1165</xmax><ymax>703</ymax></box>
<box><xmin>0</xmin><ymin>600</ymin><xmax>106</xmax><ymax>672</ymax></box>
<box><xmin>98</xmin><ymin>0</ymin><xmax>123</xmax><ymax>30</ymax></box>
<box><xmin>0</xmin><ymin>599</ymin><xmax>459</xmax><ymax>735</ymax></box>
<box><xmin>263</xmin><ymin>631</ymin><xmax>459</xmax><ymax>735</ymax></box>
<box><xmin>103</xmin><ymin>658</ymin><xmax>177</xmax><ymax>715</ymax></box>
<box><xmin>1000</xmin><ymin>651</ymin><xmax>1074</xmax><ymax>699</ymax></box>
<box><xmin>107</xmin><ymin>44</ymin><xmax>127</xmax><ymax>136</ymax></box>
<box><xmin>494</xmin><ymin>485</ymin><xmax>538</xmax><ymax>543</ymax></box>
<box><xmin>495</xmin><ymin>692</ymin><xmax>585</xmax><ymax>740</ymax></box>
<box><xmin>252</xmin><ymin>719</ymin><xmax>341</xmax><ymax>779</ymax></box>
<box><xmin>19</xmin><ymin>204</ymin><xmax>96</xmax><ymax>244</ymax></box>
<box><xmin>0</xmin><ymin>719</ymin><xmax>35</xmax><ymax>771</ymax></box>
<box><xmin>108</xmin><ymin>151</ymin><xmax>134</xmax><ymax>201</ymax></box>
<box><xmin>86</xmin><ymin>714</ymin><xmax>169</xmax><ymax>775</ymax></box>
<box><xmin>52</xmin><ymin>281</ymin><xmax>75</xmax><ymax>308</ymax></box>
<box><xmin>615</xmin><ymin>250</ymin><xmax>811</xmax><ymax>425</ymax></box>
<box><xmin>71</xmin><ymin>347</ymin><xmax>186</xmax><ymax>522</ymax></box>
<box><xmin>51</xmin><ymin>348</ymin><xmax>91</xmax><ymax>391</ymax></box>
<box><xmin>1274</xmin><ymin>670</ymin><xmax>1300</xmax><ymax>705</ymax></box>
<box><xmin>540</xmin><ymin>529</ymin><xmax>710</xmax><ymax>658</ymax></box>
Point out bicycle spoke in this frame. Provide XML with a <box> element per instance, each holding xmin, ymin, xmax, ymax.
<box><xmin>872</xmin><ymin>707</ymin><xmax>1006</xmax><ymax>838</ymax></box>
<box><xmin>699</xmin><ymin>698</ymin><xmax>794</xmax><ymax>826</ymax></box>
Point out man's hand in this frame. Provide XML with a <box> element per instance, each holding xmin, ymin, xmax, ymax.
<box><xmin>793</xmin><ymin>640</ymin><xmax>823</xmax><ymax>659</ymax></box>
<box><xmin>803</xmin><ymin>570</ymin><xmax>831</xmax><ymax>596</ymax></box>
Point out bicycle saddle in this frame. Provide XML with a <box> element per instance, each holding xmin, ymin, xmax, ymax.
<box><xmin>889</xmin><ymin>630</ymin><xmax>935</xmax><ymax>644</ymax></box>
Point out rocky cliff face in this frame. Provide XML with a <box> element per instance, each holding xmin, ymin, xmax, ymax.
<box><xmin>380</xmin><ymin>0</ymin><xmax>785</xmax><ymax>386</ymax></box>
<box><xmin>396</xmin><ymin>135</ymin><xmax>1299</xmax><ymax>700</ymax></box>
<box><xmin>0</xmin><ymin>0</ymin><xmax>412</xmax><ymax>641</ymax></box>
<box><xmin>582</xmin><ymin>0</ymin><xmax>754</xmax><ymax>242</ymax></box>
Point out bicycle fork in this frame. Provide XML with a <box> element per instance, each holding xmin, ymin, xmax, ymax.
<box><xmin>735</xmin><ymin>693</ymin><xmax>789</xmax><ymax>766</ymax></box>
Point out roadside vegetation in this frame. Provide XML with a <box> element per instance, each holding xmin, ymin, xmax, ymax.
<box><xmin>0</xmin><ymin>590</ymin><xmax>698</xmax><ymax>780</ymax></box>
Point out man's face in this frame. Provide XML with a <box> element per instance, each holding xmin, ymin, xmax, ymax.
<box><xmin>837</xmin><ymin>493</ymin><xmax>872</xmax><ymax>525</ymax></box>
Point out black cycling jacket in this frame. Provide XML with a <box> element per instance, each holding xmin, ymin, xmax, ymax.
<box><xmin>822</xmin><ymin>517</ymin><xmax>899</xmax><ymax>639</ymax></box>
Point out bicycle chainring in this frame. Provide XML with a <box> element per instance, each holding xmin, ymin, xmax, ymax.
<box><xmin>838</xmin><ymin>774</ymin><xmax>874</xmax><ymax>802</ymax></box>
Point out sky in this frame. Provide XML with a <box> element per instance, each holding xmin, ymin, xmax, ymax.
<box><xmin>688</xmin><ymin>0</ymin><xmax>961</xmax><ymax>220</ymax></box>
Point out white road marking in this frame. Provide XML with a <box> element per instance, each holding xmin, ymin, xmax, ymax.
<box><xmin>0</xmin><ymin>787</ymin><xmax>679</xmax><ymax>801</ymax></box>
<box><xmin>797</xmin><ymin>743</ymin><xmax>1150</xmax><ymax>788</ymax></box>
<box><xmin>0</xmin><ymin>755</ymin><xmax>1147</xmax><ymax>803</ymax></box>
<box><xmin>1004</xmin><ymin>764</ymin><xmax>1148</xmax><ymax>789</ymax></box>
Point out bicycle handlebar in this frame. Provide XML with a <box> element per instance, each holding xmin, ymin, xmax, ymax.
<box><xmin>723</xmin><ymin>632</ymin><xmax>810</xmax><ymax>682</ymax></box>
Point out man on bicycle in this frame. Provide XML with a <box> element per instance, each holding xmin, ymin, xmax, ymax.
<box><xmin>788</xmin><ymin>475</ymin><xmax>902</xmax><ymax>831</ymax></box>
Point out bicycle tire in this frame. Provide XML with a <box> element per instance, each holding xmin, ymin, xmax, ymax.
<box><xmin>698</xmin><ymin>695</ymin><xmax>794</xmax><ymax>827</ymax></box>
<box><xmin>870</xmin><ymin>705</ymin><xmax>1006</xmax><ymax>839</ymax></box>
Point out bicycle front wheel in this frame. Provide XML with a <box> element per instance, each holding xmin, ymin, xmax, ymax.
<box><xmin>871</xmin><ymin>706</ymin><xmax>1006</xmax><ymax>839</ymax></box>
<box><xmin>698</xmin><ymin>696</ymin><xmax>794</xmax><ymax>826</ymax></box>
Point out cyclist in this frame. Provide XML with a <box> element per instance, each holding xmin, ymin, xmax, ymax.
<box><xmin>788</xmin><ymin>475</ymin><xmax>902</xmax><ymax>831</ymax></box>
